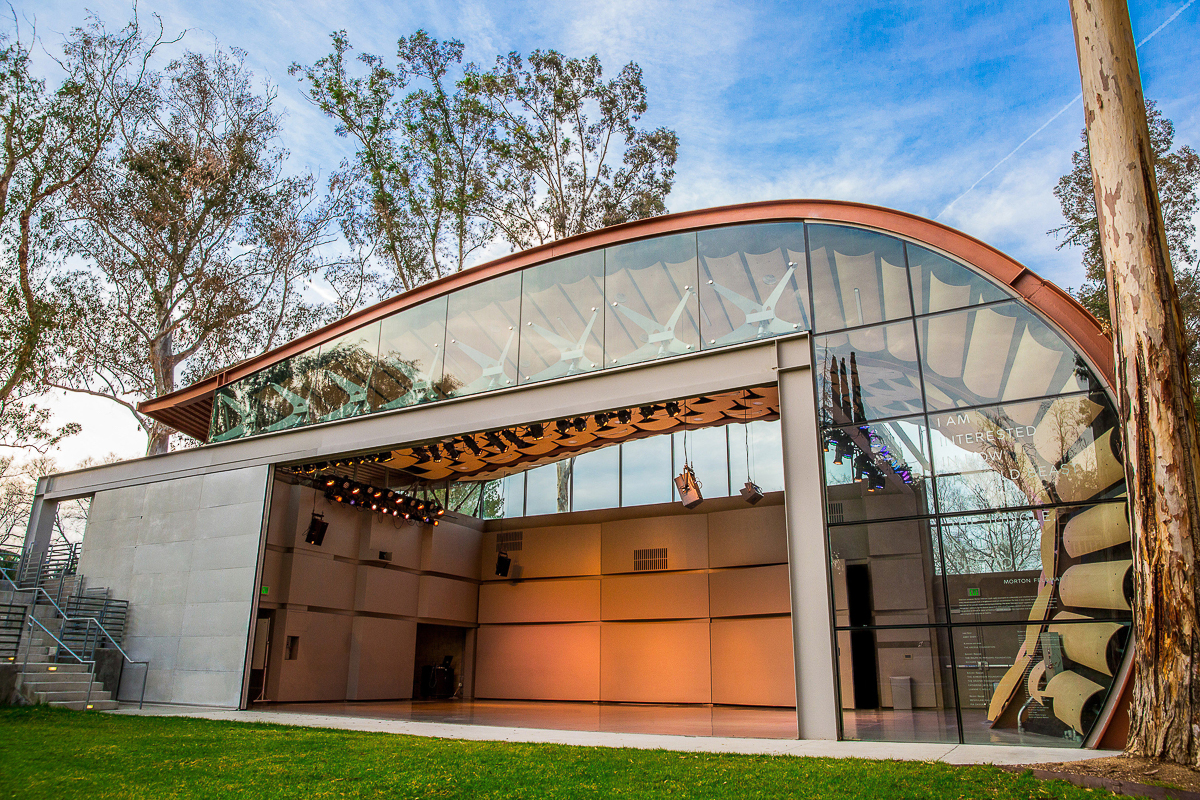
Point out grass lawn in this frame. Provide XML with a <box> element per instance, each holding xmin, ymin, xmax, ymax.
<box><xmin>0</xmin><ymin>707</ymin><xmax>1114</xmax><ymax>799</ymax></box>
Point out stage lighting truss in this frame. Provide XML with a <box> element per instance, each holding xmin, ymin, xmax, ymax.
<box><xmin>316</xmin><ymin>474</ymin><xmax>444</xmax><ymax>525</ymax></box>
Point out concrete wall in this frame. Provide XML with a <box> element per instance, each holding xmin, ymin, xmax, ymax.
<box><xmin>260</xmin><ymin>483</ymin><xmax>483</xmax><ymax>703</ymax></box>
<box><xmin>475</xmin><ymin>497</ymin><xmax>796</xmax><ymax>707</ymax></box>
<box><xmin>77</xmin><ymin>466</ymin><xmax>269</xmax><ymax>707</ymax></box>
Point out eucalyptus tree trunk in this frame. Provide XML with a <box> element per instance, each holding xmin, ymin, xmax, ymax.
<box><xmin>1068</xmin><ymin>0</ymin><xmax>1200</xmax><ymax>762</ymax></box>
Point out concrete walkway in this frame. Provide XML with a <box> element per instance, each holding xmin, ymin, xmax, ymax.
<box><xmin>113</xmin><ymin>704</ymin><xmax>1118</xmax><ymax>766</ymax></box>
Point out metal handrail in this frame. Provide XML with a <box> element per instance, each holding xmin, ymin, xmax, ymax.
<box><xmin>22</xmin><ymin>614</ymin><xmax>97</xmax><ymax>708</ymax></box>
<box><xmin>2</xmin><ymin>566</ymin><xmax>148</xmax><ymax>708</ymax></box>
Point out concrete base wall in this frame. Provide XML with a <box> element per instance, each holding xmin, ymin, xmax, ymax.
<box><xmin>77</xmin><ymin>466</ymin><xmax>269</xmax><ymax>708</ymax></box>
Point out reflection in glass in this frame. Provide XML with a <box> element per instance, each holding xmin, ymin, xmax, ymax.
<box><xmin>444</xmin><ymin>272</ymin><xmax>523</xmax><ymax>397</ymax></box>
<box><xmin>572</xmin><ymin>445</ymin><xmax>620</xmax><ymax>511</ymax></box>
<box><xmin>525</xmin><ymin>462</ymin><xmax>559</xmax><ymax>516</ymax></box>
<box><xmin>604</xmin><ymin>233</ymin><xmax>700</xmax><ymax>366</ymax></box>
<box><xmin>908</xmin><ymin>244</ymin><xmax>1011</xmax><ymax>315</ymax></box>
<box><xmin>241</xmin><ymin>346</ymin><xmax>323</xmax><ymax>435</ymax></box>
<box><xmin>210</xmin><ymin>383</ymin><xmax>251</xmax><ymax>442</ymax></box>
<box><xmin>308</xmin><ymin>323</ymin><xmax>380</xmax><ymax>422</ymax></box>
<box><xmin>940</xmin><ymin>504</ymin><xmax>1133</xmax><ymax>625</ymax></box>
<box><xmin>823</xmin><ymin>415</ymin><xmax>932</xmax><ymax>522</ymax></box>
<box><xmin>929</xmin><ymin>394</ymin><xmax>1124</xmax><ymax>514</ymax></box>
<box><xmin>830</xmin><ymin>518</ymin><xmax>945</xmax><ymax>626</ymax></box>
<box><xmin>953</xmin><ymin>621</ymin><xmax>1129</xmax><ymax>745</ymax></box>
<box><xmin>809</xmin><ymin>224</ymin><xmax>911</xmax><ymax>333</ymax></box>
<box><xmin>919</xmin><ymin>301</ymin><xmax>1092</xmax><ymax>411</ymax></box>
<box><xmin>838</xmin><ymin>626</ymin><xmax>958</xmax><ymax>744</ymax></box>
<box><xmin>730</xmin><ymin>420</ymin><xmax>785</xmax><ymax>494</ymax></box>
<box><xmin>674</xmin><ymin>425</ymin><xmax>728</xmax><ymax>499</ymax></box>
<box><xmin>698</xmin><ymin>223</ymin><xmax>810</xmax><ymax>348</ymax></box>
<box><xmin>370</xmin><ymin>297</ymin><xmax>451</xmax><ymax>412</ymax></box>
<box><xmin>518</xmin><ymin>251</ymin><xmax>605</xmax><ymax>384</ymax></box>
<box><xmin>621</xmin><ymin>434</ymin><xmax>674</xmax><ymax>507</ymax></box>
<box><xmin>816</xmin><ymin>323</ymin><xmax>922</xmax><ymax>423</ymax></box>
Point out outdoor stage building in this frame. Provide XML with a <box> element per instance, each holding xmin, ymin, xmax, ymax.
<box><xmin>24</xmin><ymin>200</ymin><xmax>1133</xmax><ymax>747</ymax></box>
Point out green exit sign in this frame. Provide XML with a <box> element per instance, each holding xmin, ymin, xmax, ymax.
<box><xmin>261</xmin><ymin>586</ymin><xmax>270</xmax><ymax>595</ymax></box>
<box><xmin>967</xmin><ymin>588</ymin><xmax>980</xmax><ymax>597</ymax></box>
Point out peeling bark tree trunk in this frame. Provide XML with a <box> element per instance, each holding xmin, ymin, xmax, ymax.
<box><xmin>1068</xmin><ymin>0</ymin><xmax>1200</xmax><ymax>763</ymax></box>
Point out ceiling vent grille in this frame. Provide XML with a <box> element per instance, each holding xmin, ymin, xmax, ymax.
<box><xmin>496</xmin><ymin>531</ymin><xmax>523</xmax><ymax>552</ymax></box>
<box><xmin>634</xmin><ymin>548</ymin><xmax>668</xmax><ymax>571</ymax></box>
<box><xmin>827</xmin><ymin>502</ymin><xmax>845</xmax><ymax>524</ymax></box>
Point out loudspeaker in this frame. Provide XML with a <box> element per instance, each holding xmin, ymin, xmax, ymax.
<box><xmin>304</xmin><ymin>513</ymin><xmax>328</xmax><ymax>546</ymax></box>
<box><xmin>674</xmin><ymin>465</ymin><xmax>704</xmax><ymax>509</ymax></box>
<box><xmin>496</xmin><ymin>551</ymin><xmax>511</xmax><ymax>578</ymax></box>
<box><xmin>740</xmin><ymin>480</ymin><xmax>764</xmax><ymax>505</ymax></box>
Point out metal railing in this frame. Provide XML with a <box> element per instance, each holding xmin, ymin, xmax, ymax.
<box><xmin>1</xmin><ymin>566</ymin><xmax>148</xmax><ymax>708</ymax></box>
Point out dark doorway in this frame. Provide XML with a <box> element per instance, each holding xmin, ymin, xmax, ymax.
<box><xmin>845</xmin><ymin>564</ymin><xmax>880</xmax><ymax>708</ymax></box>
<box><xmin>248</xmin><ymin>610</ymin><xmax>274</xmax><ymax>703</ymax></box>
<box><xmin>413</xmin><ymin>624</ymin><xmax>467</xmax><ymax>699</ymax></box>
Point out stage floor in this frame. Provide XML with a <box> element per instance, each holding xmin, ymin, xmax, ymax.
<box><xmin>258</xmin><ymin>699</ymin><xmax>800</xmax><ymax>739</ymax></box>
<box><xmin>254</xmin><ymin>700</ymin><xmax>1078</xmax><ymax>747</ymax></box>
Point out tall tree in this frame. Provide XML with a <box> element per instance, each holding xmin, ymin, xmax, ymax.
<box><xmin>52</xmin><ymin>48</ymin><xmax>349</xmax><ymax>455</ymax></box>
<box><xmin>477</xmin><ymin>49</ymin><xmax>679</xmax><ymax>249</ymax></box>
<box><xmin>291</xmin><ymin>30</ymin><xmax>496</xmax><ymax>293</ymax></box>
<box><xmin>1067</xmin><ymin>0</ymin><xmax>1200</xmax><ymax>764</ymax></box>
<box><xmin>1052</xmin><ymin>100</ymin><xmax>1200</xmax><ymax>406</ymax></box>
<box><xmin>0</xmin><ymin>13</ymin><xmax>163</xmax><ymax>450</ymax></box>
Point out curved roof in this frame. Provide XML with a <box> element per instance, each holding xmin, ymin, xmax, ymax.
<box><xmin>140</xmin><ymin>199</ymin><xmax>1113</xmax><ymax>441</ymax></box>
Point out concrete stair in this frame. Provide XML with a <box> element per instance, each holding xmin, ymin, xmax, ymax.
<box><xmin>12</xmin><ymin>629</ymin><xmax>118</xmax><ymax>710</ymax></box>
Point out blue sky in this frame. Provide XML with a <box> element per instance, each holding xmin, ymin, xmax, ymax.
<box><xmin>19</xmin><ymin>0</ymin><xmax>1200</xmax><ymax>465</ymax></box>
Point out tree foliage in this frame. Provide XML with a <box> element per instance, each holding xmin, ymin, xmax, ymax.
<box><xmin>52</xmin><ymin>48</ymin><xmax>353</xmax><ymax>454</ymax></box>
<box><xmin>0</xmin><ymin>12</ymin><xmax>161</xmax><ymax>451</ymax></box>
<box><xmin>292</xmin><ymin>32</ymin><xmax>679</xmax><ymax>289</ymax></box>
<box><xmin>1052</xmin><ymin>99</ymin><xmax>1200</xmax><ymax>403</ymax></box>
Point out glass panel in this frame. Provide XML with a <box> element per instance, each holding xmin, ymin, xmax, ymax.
<box><xmin>698</xmin><ymin>223</ymin><xmax>811</xmax><ymax>348</ymax></box>
<box><xmin>815</xmin><ymin>323</ymin><xmax>922</xmax><ymax>423</ymax></box>
<box><xmin>954</xmin><ymin>621</ymin><xmax>1129</xmax><ymax>745</ymax></box>
<box><xmin>524</xmin><ymin>462</ymin><xmax>559</xmax><ymax>516</ymax></box>
<box><xmin>674</xmin><ymin>426</ymin><xmax>728</xmax><ymax>499</ymax></box>
<box><xmin>730</xmin><ymin>419</ymin><xmax>785</xmax><ymax>495</ymax></box>
<box><xmin>572</xmin><ymin>445</ymin><xmax>621</xmax><ymax>512</ymax></box>
<box><xmin>501</xmin><ymin>472</ymin><xmax>526</xmax><ymax>518</ymax></box>
<box><xmin>242</xmin><ymin>347</ymin><xmax>322</xmax><ymax>435</ymax></box>
<box><xmin>830</xmin><ymin>518</ymin><xmax>946</xmax><ymax>626</ymax></box>
<box><xmin>838</xmin><ymin>626</ymin><xmax>958</xmax><ymax>743</ymax></box>
<box><xmin>308</xmin><ymin>323</ymin><xmax>381</xmax><ymax>423</ymax></box>
<box><xmin>918</xmin><ymin>301</ymin><xmax>1093</xmax><ymax>411</ymax></box>
<box><xmin>448</xmin><ymin>482</ymin><xmax>483</xmax><ymax>517</ymax></box>
<box><xmin>908</xmin><ymin>244</ymin><xmax>1012</xmax><ymax>315</ymax></box>
<box><xmin>480</xmin><ymin>480</ymin><xmax>506</xmax><ymax>520</ymax></box>
<box><xmin>809</xmin><ymin>224</ymin><xmax>911</xmax><ymax>333</ymax></box>
<box><xmin>370</xmin><ymin>297</ymin><xmax>450</xmax><ymax>412</ymax></box>
<box><xmin>210</xmin><ymin>383</ymin><xmax>252</xmax><ymax>442</ymax></box>
<box><xmin>621</xmin><ymin>434</ymin><xmax>674</xmax><ymax>507</ymax></box>
<box><xmin>823</xmin><ymin>415</ymin><xmax>932</xmax><ymax>523</ymax></box>
<box><xmin>929</xmin><ymin>394</ymin><xmax>1124</xmax><ymax>514</ymax></box>
<box><xmin>444</xmin><ymin>272</ymin><xmax>523</xmax><ymax>398</ymax></box>
<box><xmin>518</xmin><ymin>251</ymin><xmax>605</xmax><ymax>384</ymax></box>
<box><xmin>941</xmin><ymin>505</ymin><xmax>1133</xmax><ymax>626</ymax></box>
<box><xmin>604</xmin><ymin>233</ymin><xmax>700</xmax><ymax>367</ymax></box>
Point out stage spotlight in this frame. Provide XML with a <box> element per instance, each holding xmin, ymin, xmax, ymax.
<box><xmin>443</xmin><ymin>441</ymin><xmax>461</xmax><ymax>461</ymax></box>
<box><xmin>305</xmin><ymin>513</ymin><xmax>328</xmax><ymax>546</ymax></box>
<box><xmin>496</xmin><ymin>551</ymin><xmax>512</xmax><ymax>578</ymax></box>
<box><xmin>616</xmin><ymin>409</ymin><xmax>632</xmax><ymax>425</ymax></box>
<box><xmin>463</xmin><ymin>436</ymin><xmax>483</xmax><ymax>456</ymax></box>
<box><xmin>638</xmin><ymin>405</ymin><xmax>656</xmax><ymax>422</ymax></box>
<box><xmin>486</xmin><ymin>431</ymin><xmax>508</xmax><ymax>452</ymax></box>
<box><xmin>413</xmin><ymin>447</ymin><xmax>430</xmax><ymax>463</ymax></box>
<box><xmin>665</xmin><ymin>401</ymin><xmax>681</xmax><ymax>417</ymax></box>
<box><xmin>554</xmin><ymin>419</ymin><xmax>572</xmax><ymax>435</ymax></box>
<box><xmin>868</xmin><ymin>469</ymin><xmax>886</xmax><ymax>492</ymax></box>
<box><xmin>430</xmin><ymin>444</ymin><xmax>444</xmax><ymax>462</ymax></box>
<box><xmin>323</xmin><ymin>477</ymin><xmax>337</xmax><ymax>488</ymax></box>
<box><xmin>740</xmin><ymin>481</ymin><xmax>764</xmax><ymax>505</ymax></box>
<box><xmin>674</xmin><ymin>465</ymin><xmax>704</xmax><ymax>509</ymax></box>
<box><xmin>527</xmin><ymin>422</ymin><xmax>545</xmax><ymax>440</ymax></box>
<box><xmin>350</xmin><ymin>485</ymin><xmax>362</xmax><ymax>495</ymax></box>
<box><xmin>502</xmin><ymin>429</ymin><xmax>529</xmax><ymax>448</ymax></box>
<box><xmin>572</xmin><ymin>417</ymin><xmax>587</xmax><ymax>432</ymax></box>
<box><xmin>853</xmin><ymin>453</ymin><xmax>870</xmax><ymax>482</ymax></box>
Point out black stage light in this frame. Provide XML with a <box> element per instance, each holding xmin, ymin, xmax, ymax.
<box><xmin>412</xmin><ymin>447</ymin><xmax>430</xmax><ymax>463</ymax></box>
<box><xmin>616</xmin><ymin>409</ymin><xmax>632</xmax><ymax>425</ymax></box>
<box><xmin>554</xmin><ymin>419</ymin><xmax>572</xmax><ymax>435</ymax></box>
<box><xmin>572</xmin><ymin>417</ymin><xmax>587</xmax><ymax>432</ymax></box>
<box><xmin>869</xmin><ymin>468</ymin><xmax>886</xmax><ymax>492</ymax></box>
<box><xmin>305</xmin><ymin>513</ymin><xmax>328</xmax><ymax>546</ymax></box>
<box><xmin>853</xmin><ymin>453</ymin><xmax>870</xmax><ymax>482</ymax></box>
<box><xmin>740</xmin><ymin>481</ymin><xmax>764</xmax><ymax>505</ymax></box>
<box><xmin>443</xmin><ymin>441</ymin><xmax>461</xmax><ymax>461</ymax></box>
<box><xmin>638</xmin><ymin>405</ymin><xmax>656</xmax><ymax>422</ymax></box>
<box><xmin>496</xmin><ymin>551</ymin><xmax>511</xmax><ymax>578</ymax></box>
<box><xmin>594</xmin><ymin>412</ymin><xmax>610</xmax><ymax>426</ymax></box>
<box><xmin>323</xmin><ymin>477</ymin><xmax>337</xmax><ymax>488</ymax></box>
<box><xmin>527</xmin><ymin>422</ymin><xmax>545</xmax><ymax>440</ymax></box>
<box><xmin>665</xmin><ymin>401</ymin><xmax>681</xmax><ymax>417</ymax></box>
<box><xmin>350</xmin><ymin>484</ymin><xmax>362</xmax><ymax>495</ymax></box>
<box><xmin>502</xmin><ymin>429</ymin><xmax>529</xmax><ymax>448</ymax></box>
<box><xmin>430</xmin><ymin>444</ymin><xmax>443</xmax><ymax>462</ymax></box>
<box><xmin>486</xmin><ymin>431</ymin><xmax>508</xmax><ymax>451</ymax></box>
<box><xmin>463</xmin><ymin>436</ymin><xmax>483</xmax><ymax>456</ymax></box>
